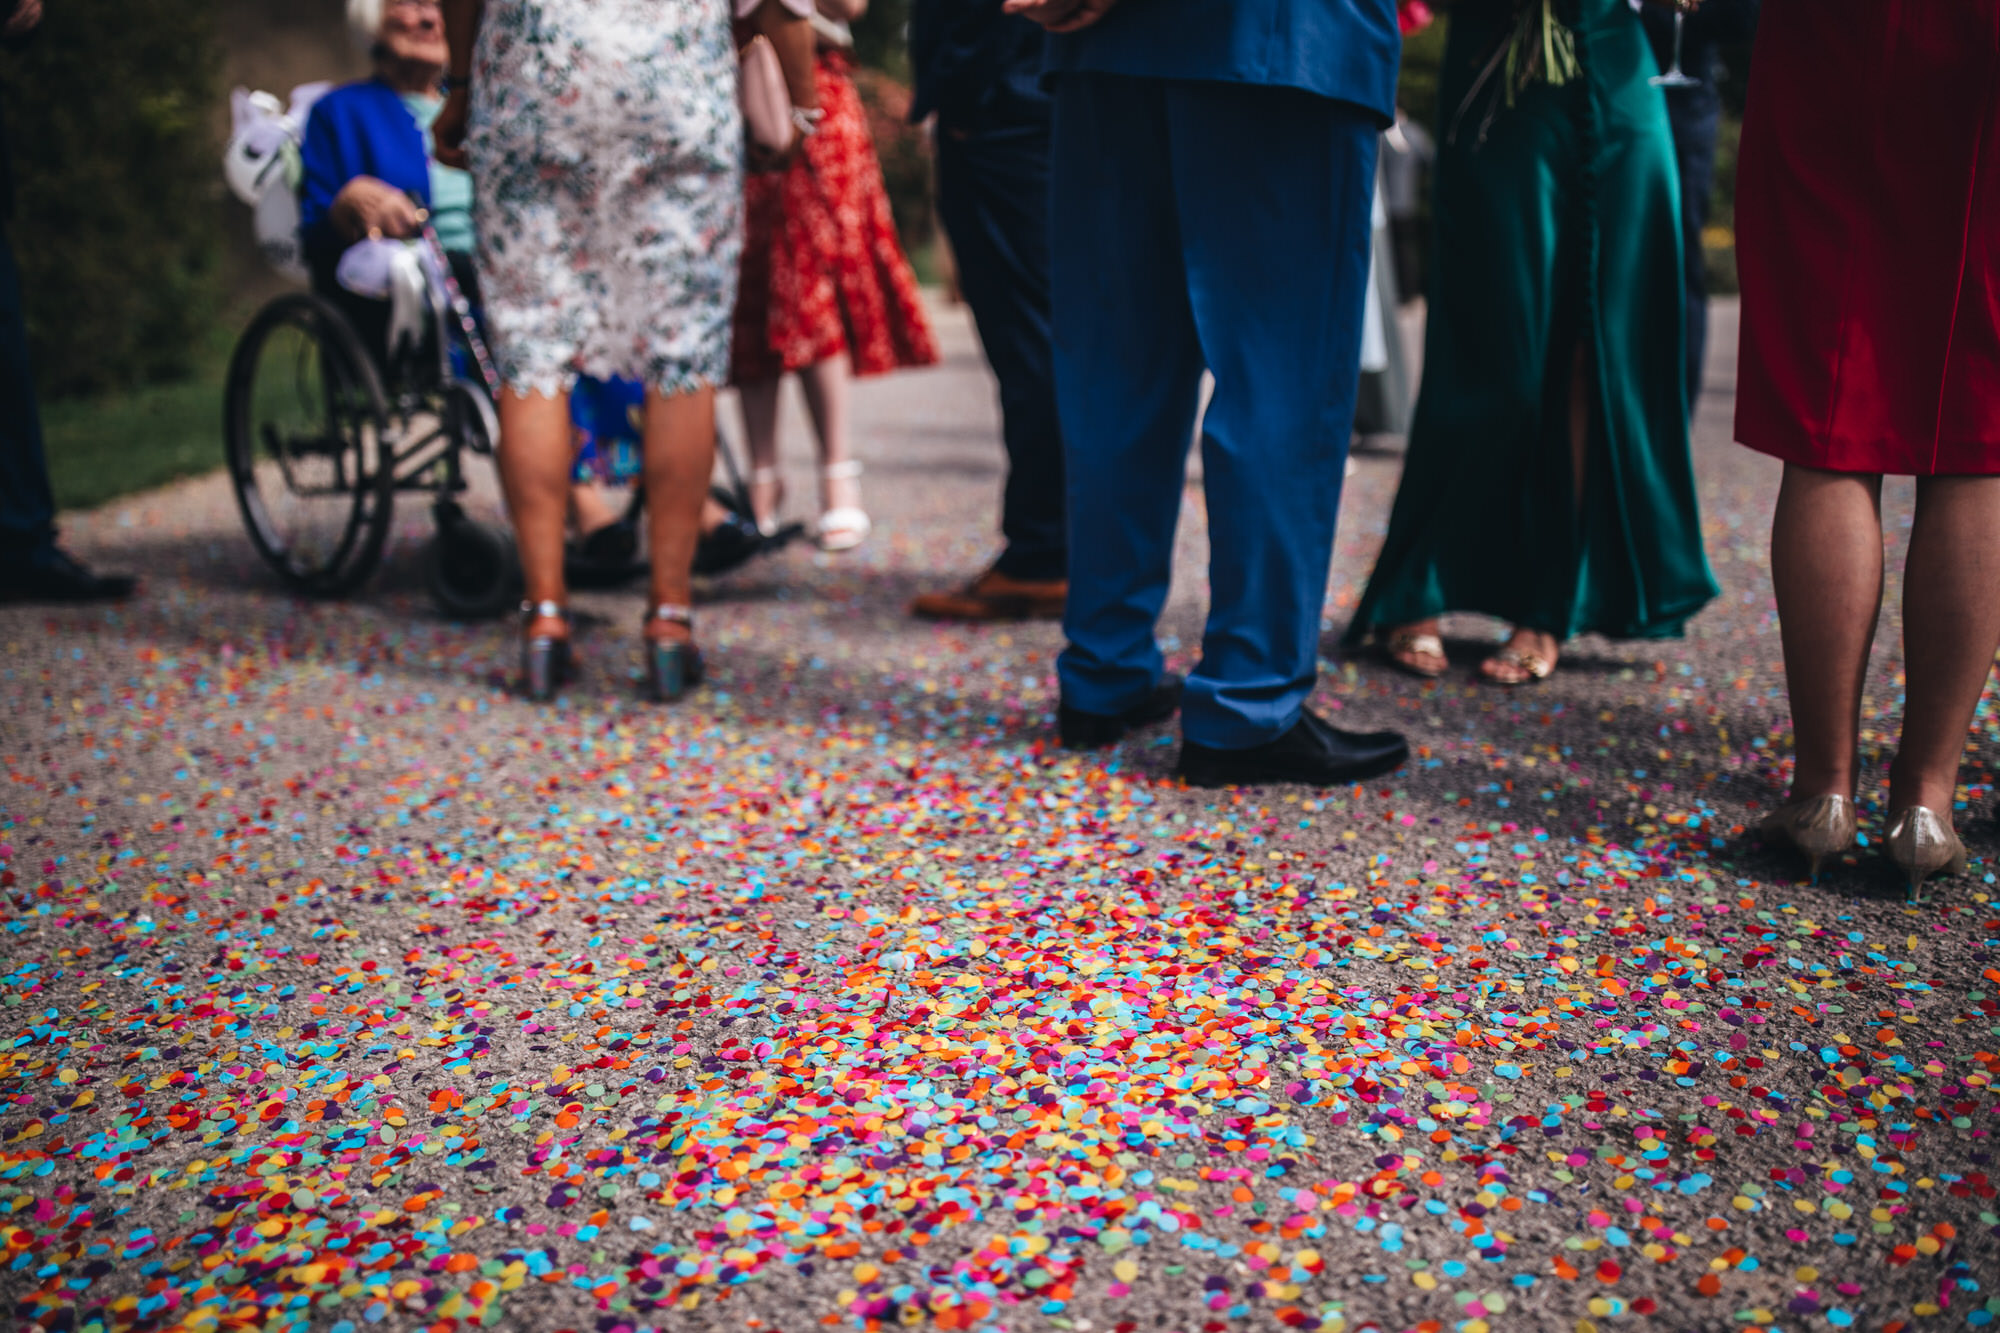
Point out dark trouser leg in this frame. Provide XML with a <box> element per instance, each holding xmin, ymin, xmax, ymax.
<box><xmin>1167</xmin><ymin>83</ymin><xmax>1379</xmax><ymax>748</ymax></box>
<box><xmin>0</xmin><ymin>225</ymin><xmax>56</xmax><ymax>567</ymax></box>
<box><xmin>935</xmin><ymin>117</ymin><xmax>1065</xmax><ymax>582</ymax></box>
<box><xmin>1666</xmin><ymin>86</ymin><xmax>1720</xmax><ymax>412</ymax></box>
<box><xmin>1051</xmin><ymin>74</ymin><xmax>1204</xmax><ymax>717</ymax></box>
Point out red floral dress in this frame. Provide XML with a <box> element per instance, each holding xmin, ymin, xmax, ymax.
<box><xmin>730</xmin><ymin>47</ymin><xmax>939</xmax><ymax>383</ymax></box>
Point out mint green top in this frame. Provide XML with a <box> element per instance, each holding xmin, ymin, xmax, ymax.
<box><xmin>402</xmin><ymin>93</ymin><xmax>475</xmax><ymax>255</ymax></box>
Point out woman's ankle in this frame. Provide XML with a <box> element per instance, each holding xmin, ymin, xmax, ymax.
<box><xmin>1786</xmin><ymin>765</ymin><xmax>1853</xmax><ymax>802</ymax></box>
<box><xmin>644</xmin><ymin>602</ymin><xmax>695</xmax><ymax>645</ymax></box>
<box><xmin>524</xmin><ymin>614</ymin><xmax>568</xmax><ymax>641</ymax></box>
<box><xmin>1887</xmin><ymin>762</ymin><xmax>1956</xmax><ymax>813</ymax></box>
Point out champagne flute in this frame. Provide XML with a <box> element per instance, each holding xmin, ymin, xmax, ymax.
<box><xmin>1652</xmin><ymin>12</ymin><xmax>1700</xmax><ymax>89</ymax></box>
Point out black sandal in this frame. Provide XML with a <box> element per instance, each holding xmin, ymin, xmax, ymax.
<box><xmin>644</xmin><ymin>604</ymin><xmax>705</xmax><ymax>702</ymax></box>
<box><xmin>521</xmin><ymin>599</ymin><xmax>573</xmax><ymax>702</ymax></box>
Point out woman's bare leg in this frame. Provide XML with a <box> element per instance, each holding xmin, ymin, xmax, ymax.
<box><xmin>1771</xmin><ymin>463</ymin><xmax>1885</xmax><ymax>799</ymax></box>
<box><xmin>1485</xmin><ymin>342</ymin><xmax>1591</xmax><ymax>683</ymax></box>
<box><xmin>800</xmin><ymin>353</ymin><xmax>869</xmax><ymax>550</ymax></box>
<box><xmin>1889</xmin><ymin>474</ymin><xmax>2000</xmax><ymax>813</ymax></box>
<box><xmin>738</xmin><ymin>376</ymin><xmax>784</xmax><ymax>530</ymax></box>
<box><xmin>643</xmin><ymin>384</ymin><xmax>716</xmax><ymax>646</ymax></box>
<box><xmin>498</xmin><ymin>388</ymin><xmax>574</xmax><ymax>639</ymax></box>
<box><xmin>799</xmin><ymin>352</ymin><xmax>852</xmax><ymax>465</ymax></box>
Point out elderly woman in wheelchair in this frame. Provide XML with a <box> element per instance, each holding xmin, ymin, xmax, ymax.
<box><xmin>221</xmin><ymin>0</ymin><xmax>766</xmax><ymax>622</ymax></box>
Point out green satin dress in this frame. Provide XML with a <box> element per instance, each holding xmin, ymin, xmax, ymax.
<box><xmin>1345</xmin><ymin>0</ymin><xmax>1717</xmax><ymax>647</ymax></box>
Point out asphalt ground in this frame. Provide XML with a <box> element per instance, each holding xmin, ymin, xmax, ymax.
<box><xmin>3</xmin><ymin>300</ymin><xmax>1998</xmax><ymax>1333</ymax></box>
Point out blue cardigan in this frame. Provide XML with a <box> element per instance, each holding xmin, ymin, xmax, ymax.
<box><xmin>298</xmin><ymin>79</ymin><xmax>431</xmax><ymax>277</ymax></box>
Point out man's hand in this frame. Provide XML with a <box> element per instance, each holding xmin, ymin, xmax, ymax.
<box><xmin>433</xmin><ymin>84</ymin><xmax>471</xmax><ymax>170</ymax></box>
<box><xmin>5</xmin><ymin>0</ymin><xmax>45</xmax><ymax>38</ymax></box>
<box><xmin>333</xmin><ymin>176</ymin><xmax>422</xmax><ymax>243</ymax></box>
<box><xmin>1001</xmin><ymin>0</ymin><xmax>1120</xmax><ymax>35</ymax></box>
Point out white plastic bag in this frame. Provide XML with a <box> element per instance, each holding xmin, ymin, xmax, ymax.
<box><xmin>223</xmin><ymin>83</ymin><xmax>331</xmax><ymax>282</ymax></box>
<box><xmin>335</xmin><ymin>237</ymin><xmax>436</xmax><ymax>359</ymax></box>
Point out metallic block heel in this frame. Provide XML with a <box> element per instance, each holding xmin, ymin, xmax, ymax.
<box><xmin>1757</xmin><ymin>793</ymin><xmax>1856</xmax><ymax>882</ymax></box>
<box><xmin>644</xmin><ymin>604</ymin><xmax>705</xmax><ymax>703</ymax></box>
<box><xmin>520</xmin><ymin>600</ymin><xmax>572</xmax><ymax>703</ymax></box>
<box><xmin>1885</xmin><ymin>806</ymin><xmax>1966</xmax><ymax>903</ymax></box>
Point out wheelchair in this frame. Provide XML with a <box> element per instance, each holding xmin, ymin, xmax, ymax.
<box><xmin>223</xmin><ymin>225</ymin><xmax>778</xmax><ymax>620</ymax></box>
<box><xmin>223</xmin><ymin>225</ymin><xmax>553</xmax><ymax>618</ymax></box>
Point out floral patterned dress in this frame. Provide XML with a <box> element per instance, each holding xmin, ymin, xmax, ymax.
<box><xmin>467</xmin><ymin>0</ymin><xmax>742</xmax><ymax>398</ymax></box>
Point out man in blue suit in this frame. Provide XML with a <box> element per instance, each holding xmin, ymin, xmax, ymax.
<box><xmin>1008</xmin><ymin>0</ymin><xmax>1408</xmax><ymax>786</ymax></box>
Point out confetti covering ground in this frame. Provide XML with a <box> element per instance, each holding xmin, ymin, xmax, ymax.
<box><xmin>4</xmin><ymin>302</ymin><xmax>2000</xmax><ymax>1333</ymax></box>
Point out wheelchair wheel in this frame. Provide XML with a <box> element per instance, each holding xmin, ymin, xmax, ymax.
<box><xmin>224</xmin><ymin>293</ymin><xmax>393</xmax><ymax>597</ymax></box>
<box><xmin>423</xmin><ymin>501</ymin><xmax>521</xmax><ymax>621</ymax></box>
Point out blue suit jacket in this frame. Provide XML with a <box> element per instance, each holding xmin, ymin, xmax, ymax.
<box><xmin>1049</xmin><ymin>0</ymin><xmax>1400</xmax><ymax>121</ymax></box>
<box><xmin>298</xmin><ymin>80</ymin><xmax>431</xmax><ymax>276</ymax></box>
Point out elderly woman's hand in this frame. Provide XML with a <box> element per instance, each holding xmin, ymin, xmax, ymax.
<box><xmin>332</xmin><ymin>176</ymin><xmax>423</xmax><ymax>242</ymax></box>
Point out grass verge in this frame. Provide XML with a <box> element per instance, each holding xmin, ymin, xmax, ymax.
<box><xmin>41</xmin><ymin>324</ymin><xmax>234</xmax><ymax>512</ymax></box>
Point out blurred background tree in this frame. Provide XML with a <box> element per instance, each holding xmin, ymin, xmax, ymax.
<box><xmin>1</xmin><ymin>0</ymin><xmax>222</xmax><ymax>398</ymax></box>
<box><xmin>850</xmin><ymin>0</ymin><xmax>912</xmax><ymax>82</ymax></box>
<box><xmin>846</xmin><ymin>0</ymin><xmax>935</xmax><ymax>272</ymax></box>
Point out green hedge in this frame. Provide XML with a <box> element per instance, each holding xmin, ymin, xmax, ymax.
<box><xmin>1</xmin><ymin>0</ymin><xmax>222</xmax><ymax>399</ymax></box>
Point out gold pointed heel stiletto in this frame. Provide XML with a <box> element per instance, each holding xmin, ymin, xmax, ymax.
<box><xmin>520</xmin><ymin>600</ymin><xmax>572</xmax><ymax>703</ymax></box>
<box><xmin>1884</xmin><ymin>806</ymin><xmax>1966</xmax><ymax>903</ymax></box>
<box><xmin>643</xmin><ymin>604</ymin><xmax>705</xmax><ymax>703</ymax></box>
<box><xmin>1757</xmin><ymin>793</ymin><xmax>1856</xmax><ymax>882</ymax></box>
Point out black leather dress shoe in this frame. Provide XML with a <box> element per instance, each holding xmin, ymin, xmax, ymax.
<box><xmin>0</xmin><ymin>547</ymin><xmax>135</xmax><ymax>604</ymax></box>
<box><xmin>1058</xmin><ymin>672</ymin><xmax>1185</xmax><ymax>749</ymax></box>
<box><xmin>1309</xmin><ymin>712</ymin><xmax>1405</xmax><ymax>749</ymax></box>
<box><xmin>1176</xmin><ymin>706</ymin><xmax>1408</xmax><ymax>788</ymax></box>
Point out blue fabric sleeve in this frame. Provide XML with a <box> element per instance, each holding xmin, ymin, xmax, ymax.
<box><xmin>296</xmin><ymin>83</ymin><xmax>434</xmax><ymax>275</ymax></box>
<box><xmin>298</xmin><ymin>99</ymin><xmax>350</xmax><ymax>271</ymax></box>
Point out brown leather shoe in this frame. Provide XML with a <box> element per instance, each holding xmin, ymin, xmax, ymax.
<box><xmin>909</xmin><ymin>569</ymin><xmax>1066</xmax><ymax>621</ymax></box>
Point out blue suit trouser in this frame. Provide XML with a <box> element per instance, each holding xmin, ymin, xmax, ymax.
<box><xmin>0</xmin><ymin>224</ymin><xmax>56</xmax><ymax>562</ymax></box>
<box><xmin>1050</xmin><ymin>74</ymin><xmax>1378</xmax><ymax>749</ymax></box>
<box><xmin>935</xmin><ymin>113</ymin><xmax>1066</xmax><ymax>582</ymax></box>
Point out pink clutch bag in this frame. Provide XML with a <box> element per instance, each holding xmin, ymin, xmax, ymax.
<box><xmin>738</xmin><ymin>35</ymin><xmax>794</xmax><ymax>156</ymax></box>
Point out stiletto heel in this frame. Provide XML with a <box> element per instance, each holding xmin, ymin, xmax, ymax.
<box><xmin>520</xmin><ymin>599</ymin><xmax>572</xmax><ymax>703</ymax></box>
<box><xmin>643</xmin><ymin>603</ymin><xmax>705</xmax><ymax>703</ymax></box>
<box><xmin>1757</xmin><ymin>793</ymin><xmax>1856</xmax><ymax>882</ymax></box>
<box><xmin>1885</xmin><ymin>806</ymin><xmax>1966</xmax><ymax>903</ymax></box>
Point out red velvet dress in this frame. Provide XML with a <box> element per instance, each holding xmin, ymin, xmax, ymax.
<box><xmin>1734</xmin><ymin>0</ymin><xmax>2000</xmax><ymax>475</ymax></box>
<box><xmin>730</xmin><ymin>47</ymin><xmax>939</xmax><ymax>384</ymax></box>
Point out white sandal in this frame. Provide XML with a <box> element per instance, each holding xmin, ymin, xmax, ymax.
<box><xmin>748</xmin><ymin>465</ymin><xmax>785</xmax><ymax>539</ymax></box>
<box><xmin>816</xmin><ymin>458</ymin><xmax>872</xmax><ymax>552</ymax></box>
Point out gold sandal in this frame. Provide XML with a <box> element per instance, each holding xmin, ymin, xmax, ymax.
<box><xmin>1480</xmin><ymin>646</ymin><xmax>1554</xmax><ymax>686</ymax></box>
<box><xmin>1383</xmin><ymin>628</ymin><xmax>1447</xmax><ymax>680</ymax></box>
